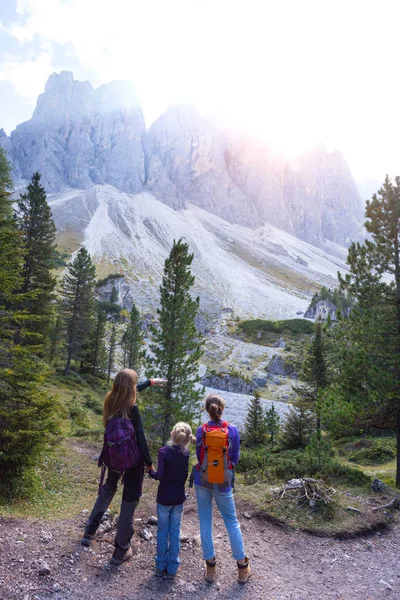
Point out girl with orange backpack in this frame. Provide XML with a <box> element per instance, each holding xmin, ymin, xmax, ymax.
<box><xmin>194</xmin><ymin>394</ymin><xmax>251</xmax><ymax>584</ymax></box>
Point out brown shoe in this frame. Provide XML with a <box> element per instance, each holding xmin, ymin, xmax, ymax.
<box><xmin>205</xmin><ymin>558</ymin><xmax>216</xmax><ymax>583</ymax></box>
<box><xmin>237</xmin><ymin>557</ymin><xmax>251</xmax><ymax>584</ymax></box>
<box><xmin>110</xmin><ymin>546</ymin><xmax>133</xmax><ymax>566</ymax></box>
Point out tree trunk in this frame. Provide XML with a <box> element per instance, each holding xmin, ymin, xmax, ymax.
<box><xmin>397</xmin><ymin>406</ymin><xmax>400</xmax><ymax>488</ymax></box>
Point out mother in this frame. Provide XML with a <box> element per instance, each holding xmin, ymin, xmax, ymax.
<box><xmin>194</xmin><ymin>394</ymin><xmax>251</xmax><ymax>584</ymax></box>
<box><xmin>81</xmin><ymin>369</ymin><xmax>166</xmax><ymax>565</ymax></box>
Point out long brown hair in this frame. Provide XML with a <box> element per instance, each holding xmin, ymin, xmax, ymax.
<box><xmin>103</xmin><ymin>369</ymin><xmax>138</xmax><ymax>425</ymax></box>
<box><xmin>205</xmin><ymin>394</ymin><xmax>225</xmax><ymax>421</ymax></box>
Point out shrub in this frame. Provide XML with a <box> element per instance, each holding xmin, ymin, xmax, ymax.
<box><xmin>238</xmin><ymin>318</ymin><xmax>314</xmax><ymax>337</ymax></box>
<box><xmin>83</xmin><ymin>394</ymin><xmax>103</xmax><ymax>415</ymax></box>
<box><xmin>324</xmin><ymin>462</ymin><xmax>371</xmax><ymax>486</ymax></box>
<box><xmin>343</xmin><ymin>437</ymin><xmax>396</xmax><ymax>465</ymax></box>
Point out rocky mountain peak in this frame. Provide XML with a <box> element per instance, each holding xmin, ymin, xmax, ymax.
<box><xmin>4</xmin><ymin>72</ymin><xmax>364</xmax><ymax>247</ymax></box>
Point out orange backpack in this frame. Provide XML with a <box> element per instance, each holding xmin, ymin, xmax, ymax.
<box><xmin>198</xmin><ymin>421</ymin><xmax>233</xmax><ymax>489</ymax></box>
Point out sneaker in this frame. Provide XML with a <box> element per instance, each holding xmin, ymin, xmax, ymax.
<box><xmin>237</xmin><ymin>557</ymin><xmax>251</xmax><ymax>584</ymax></box>
<box><xmin>205</xmin><ymin>558</ymin><xmax>216</xmax><ymax>583</ymax></box>
<box><xmin>110</xmin><ymin>546</ymin><xmax>133</xmax><ymax>566</ymax></box>
<box><xmin>155</xmin><ymin>568</ymin><xmax>165</xmax><ymax>577</ymax></box>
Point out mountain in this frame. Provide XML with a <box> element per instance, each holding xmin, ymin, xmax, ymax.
<box><xmin>0</xmin><ymin>72</ymin><xmax>364</xmax><ymax>318</ymax></box>
<box><xmin>2</xmin><ymin>72</ymin><xmax>363</xmax><ymax>248</ymax></box>
<box><xmin>48</xmin><ymin>184</ymin><xmax>348</xmax><ymax>319</ymax></box>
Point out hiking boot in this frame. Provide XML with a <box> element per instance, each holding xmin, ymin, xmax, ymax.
<box><xmin>237</xmin><ymin>557</ymin><xmax>251</xmax><ymax>584</ymax></box>
<box><xmin>205</xmin><ymin>558</ymin><xmax>216</xmax><ymax>583</ymax></box>
<box><xmin>110</xmin><ymin>546</ymin><xmax>133</xmax><ymax>566</ymax></box>
<box><xmin>81</xmin><ymin>532</ymin><xmax>96</xmax><ymax>547</ymax></box>
<box><xmin>155</xmin><ymin>568</ymin><xmax>165</xmax><ymax>577</ymax></box>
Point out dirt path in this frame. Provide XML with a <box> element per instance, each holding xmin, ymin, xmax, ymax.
<box><xmin>1</xmin><ymin>480</ymin><xmax>399</xmax><ymax>600</ymax></box>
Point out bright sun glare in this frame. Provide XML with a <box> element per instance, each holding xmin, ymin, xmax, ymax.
<box><xmin>2</xmin><ymin>0</ymin><xmax>400</xmax><ymax>180</ymax></box>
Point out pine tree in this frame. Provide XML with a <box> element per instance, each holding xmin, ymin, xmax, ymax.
<box><xmin>15</xmin><ymin>172</ymin><xmax>57</xmax><ymax>345</ymax></box>
<box><xmin>305</xmin><ymin>430</ymin><xmax>333</xmax><ymax>473</ymax></box>
<box><xmin>121</xmin><ymin>302</ymin><xmax>144</xmax><ymax>373</ymax></box>
<box><xmin>0</xmin><ymin>150</ymin><xmax>58</xmax><ymax>494</ymax></box>
<box><xmin>338</xmin><ymin>176</ymin><xmax>400</xmax><ymax>487</ymax></box>
<box><xmin>265</xmin><ymin>403</ymin><xmax>281</xmax><ymax>449</ymax></box>
<box><xmin>244</xmin><ymin>390</ymin><xmax>266</xmax><ymax>446</ymax></box>
<box><xmin>110</xmin><ymin>285</ymin><xmax>118</xmax><ymax>304</ymax></box>
<box><xmin>60</xmin><ymin>247</ymin><xmax>96</xmax><ymax>375</ymax></box>
<box><xmin>281</xmin><ymin>396</ymin><xmax>315</xmax><ymax>449</ymax></box>
<box><xmin>48</xmin><ymin>313</ymin><xmax>62</xmax><ymax>365</ymax></box>
<box><xmin>293</xmin><ymin>319</ymin><xmax>329</xmax><ymax>432</ymax></box>
<box><xmin>0</xmin><ymin>148</ymin><xmax>21</xmax><ymax>336</ymax></box>
<box><xmin>147</xmin><ymin>239</ymin><xmax>204</xmax><ymax>444</ymax></box>
<box><xmin>107</xmin><ymin>324</ymin><xmax>117</xmax><ymax>383</ymax></box>
<box><xmin>81</xmin><ymin>303</ymin><xmax>108</xmax><ymax>376</ymax></box>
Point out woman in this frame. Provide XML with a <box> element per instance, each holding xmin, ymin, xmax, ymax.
<box><xmin>194</xmin><ymin>394</ymin><xmax>251</xmax><ymax>584</ymax></box>
<box><xmin>81</xmin><ymin>369</ymin><xmax>166</xmax><ymax>565</ymax></box>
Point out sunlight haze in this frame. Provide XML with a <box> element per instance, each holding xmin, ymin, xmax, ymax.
<box><xmin>1</xmin><ymin>0</ymin><xmax>400</xmax><ymax>186</ymax></box>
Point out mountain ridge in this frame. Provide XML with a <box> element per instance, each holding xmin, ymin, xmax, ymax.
<box><xmin>1</xmin><ymin>71</ymin><xmax>364</xmax><ymax>248</ymax></box>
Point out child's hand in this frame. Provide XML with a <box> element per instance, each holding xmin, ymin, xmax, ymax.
<box><xmin>151</xmin><ymin>378</ymin><xmax>168</xmax><ymax>387</ymax></box>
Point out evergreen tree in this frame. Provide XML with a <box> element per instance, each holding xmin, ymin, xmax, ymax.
<box><xmin>244</xmin><ymin>390</ymin><xmax>266</xmax><ymax>446</ymax></box>
<box><xmin>81</xmin><ymin>303</ymin><xmax>108</xmax><ymax>376</ymax></box>
<box><xmin>110</xmin><ymin>285</ymin><xmax>118</xmax><ymax>304</ymax></box>
<box><xmin>107</xmin><ymin>324</ymin><xmax>117</xmax><ymax>383</ymax></box>
<box><xmin>281</xmin><ymin>396</ymin><xmax>315</xmax><ymax>449</ymax></box>
<box><xmin>305</xmin><ymin>430</ymin><xmax>333</xmax><ymax>473</ymax></box>
<box><xmin>0</xmin><ymin>150</ymin><xmax>58</xmax><ymax>494</ymax></box>
<box><xmin>147</xmin><ymin>239</ymin><xmax>204</xmax><ymax>444</ymax></box>
<box><xmin>121</xmin><ymin>302</ymin><xmax>144</xmax><ymax>373</ymax></box>
<box><xmin>265</xmin><ymin>403</ymin><xmax>281</xmax><ymax>449</ymax></box>
<box><xmin>60</xmin><ymin>248</ymin><xmax>96</xmax><ymax>375</ymax></box>
<box><xmin>338</xmin><ymin>176</ymin><xmax>400</xmax><ymax>487</ymax></box>
<box><xmin>48</xmin><ymin>313</ymin><xmax>62</xmax><ymax>365</ymax></box>
<box><xmin>293</xmin><ymin>319</ymin><xmax>329</xmax><ymax>432</ymax></box>
<box><xmin>0</xmin><ymin>148</ymin><xmax>21</xmax><ymax>337</ymax></box>
<box><xmin>15</xmin><ymin>172</ymin><xmax>57</xmax><ymax>344</ymax></box>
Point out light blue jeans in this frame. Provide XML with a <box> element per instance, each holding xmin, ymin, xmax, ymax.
<box><xmin>195</xmin><ymin>485</ymin><xmax>246</xmax><ymax>561</ymax></box>
<box><xmin>156</xmin><ymin>503</ymin><xmax>183</xmax><ymax>574</ymax></box>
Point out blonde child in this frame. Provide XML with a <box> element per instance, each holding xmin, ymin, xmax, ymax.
<box><xmin>149</xmin><ymin>422</ymin><xmax>195</xmax><ymax>578</ymax></box>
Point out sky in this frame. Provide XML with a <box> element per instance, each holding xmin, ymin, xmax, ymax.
<box><xmin>0</xmin><ymin>0</ymin><xmax>399</xmax><ymax>186</ymax></box>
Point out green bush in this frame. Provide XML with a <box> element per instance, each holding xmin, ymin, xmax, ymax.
<box><xmin>324</xmin><ymin>462</ymin><xmax>371</xmax><ymax>486</ymax></box>
<box><xmin>83</xmin><ymin>394</ymin><xmax>103</xmax><ymax>415</ymax></box>
<box><xmin>238</xmin><ymin>318</ymin><xmax>314</xmax><ymax>337</ymax></box>
<box><xmin>343</xmin><ymin>437</ymin><xmax>396</xmax><ymax>465</ymax></box>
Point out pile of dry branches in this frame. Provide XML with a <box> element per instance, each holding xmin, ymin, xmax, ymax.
<box><xmin>276</xmin><ymin>477</ymin><xmax>336</xmax><ymax>507</ymax></box>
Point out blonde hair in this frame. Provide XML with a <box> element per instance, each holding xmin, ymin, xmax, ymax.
<box><xmin>205</xmin><ymin>394</ymin><xmax>225</xmax><ymax>421</ymax></box>
<box><xmin>171</xmin><ymin>422</ymin><xmax>196</xmax><ymax>447</ymax></box>
<box><xmin>103</xmin><ymin>369</ymin><xmax>138</xmax><ymax>425</ymax></box>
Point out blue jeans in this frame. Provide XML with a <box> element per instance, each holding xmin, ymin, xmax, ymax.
<box><xmin>156</xmin><ymin>503</ymin><xmax>183</xmax><ymax>574</ymax></box>
<box><xmin>195</xmin><ymin>485</ymin><xmax>246</xmax><ymax>561</ymax></box>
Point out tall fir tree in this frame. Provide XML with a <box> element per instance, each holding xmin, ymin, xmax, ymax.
<box><xmin>80</xmin><ymin>303</ymin><xmax>108</xmax><ymax>376</ymax></box>
<box><xmin>147</xmin><ymin>239</ymin><xmax>204</xmax><ymax>444</ymax></box>
<box><xmin>0</xmin><ymin>150</ymin><xmax>58</xmax><ymax>494</ymax></box>
<box><xmin>244</xmin><ymin>390</ymin><xmax>266</xmax><ymax>446</ymax></box>
<box><xmin>60</xmin><ymin>247</ymin><xmax>96</xmax><ymax>375</ymax></box>
<box><xmin>121</xmin><ymin>302</ymin><xmax>144</xmax><ymax>373</ymax></box>
<box><xmin>265</xmin><ymin>403</ymin><xmax>281</xmax><ymax>449</ymax></box>
<box><xmin>107</xmin><ymin>324</ymin><xmax>117</xmax><ymax>383</ymax></box>
<box><xmin>337</xmin><ymin>176</ymin><xmax>400</xmax><ymax>487</ymax></box>
<box><xmin>293</xmin><ymin>319</ymin><xmax>329</xmax><ymax>431</ymax></box>
<box><xmin>15</xmin><ymin>172</ymin><xmax>57</xmax><ymax>345</ymax></box>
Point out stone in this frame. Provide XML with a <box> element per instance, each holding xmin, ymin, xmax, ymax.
<box><xmin>346</xmin><ymin>506</ymin><xmax>362</xmax><ymax>514</ymax></box>
<box><xmin>40</xmin><ymin>530</ymin><xmax>53</xmax><ymax>543</ymax></box>
<box><xmin>38</xmin><ymin>561</ymin><xmax>51</xmax><ymax>576</ymax></box>
<box><xmin>139</xmin><ymin>527</ymin><xmax>153</xmax><ymax>541</ymax></box>
<box><xmin>372</xmin><ymin>478</ymin><xmax>386</xmax><ymax>492</ymax></box>
<box><xmin>273</xmin><ymin>337</ymin><xmax>286</xmax><ymax>348</ymax></box>
<box><xmin>147</xmin><ymin>515</ymin><xmax>158</xmax><ymax>526</ymax></box>
<box><xmin>266</xmin><ymin>354</ymin><xmax>297</xmax><ymax>378</ymax></box>
<box><xmin>180</xmin><ymin>535</ymin><xmax>190</xmax><ymax>543</ymax></box>
<box><xmin>243</xmin><ymin>512</ymin><xmax>252</xmax><ymax>519</ymax></box>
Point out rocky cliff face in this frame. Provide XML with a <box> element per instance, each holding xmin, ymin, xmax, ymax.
<box><xmin>4</xmin><ymin>71</ymin><xmax>364</xmax><ymax>247</ymax></box>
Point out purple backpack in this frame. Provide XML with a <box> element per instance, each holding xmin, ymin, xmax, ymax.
<box><xmin>99</xmin><ymin>417</ymin><xmax>142</xmax><ymax>472</ymax></box>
